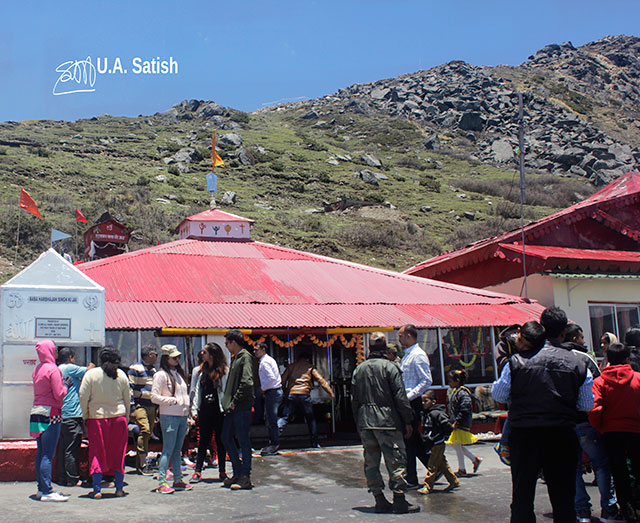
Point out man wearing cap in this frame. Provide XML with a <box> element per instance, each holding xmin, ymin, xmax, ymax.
<box><xmin>352</xmin><ymin>332</ymin><xmax>418</xmax><ymax>514</ymax></box>
<box><xmin>221</xmin><ymin>329</ymin><xmax>255</xmax><ymax>490</ymax></box>
<box><xmin>398</xmin><ymin>324</ymin><xmax>432</xmax><ymax>488</ymax></box>
<box><xmin>128</xmin><ymin>345</ymin><xmax>158</xmax><ymax>475</ymax></box>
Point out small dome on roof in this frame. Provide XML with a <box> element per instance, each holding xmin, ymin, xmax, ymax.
<box><xmin>176</xmin><ymin>209</ymin><xmax>254</xmax><ymax>241</ymax></box>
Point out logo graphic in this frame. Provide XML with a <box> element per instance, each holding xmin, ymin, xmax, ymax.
<box><xmin>83</xmin><ymin>295</ymin><xmax>99</xmax><ymax>311</ymax></box>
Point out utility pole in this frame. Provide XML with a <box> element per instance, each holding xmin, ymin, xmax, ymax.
<box><xmin>518</xmin><ymin>92</ymin><xmax>529</xmax><ymax>300</ymax></box>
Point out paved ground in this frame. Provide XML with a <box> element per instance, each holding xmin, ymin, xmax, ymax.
<box><xmin>0</xmin><ymin>441</ymin><xmax>600</xmax><ymax>522</ymax></box>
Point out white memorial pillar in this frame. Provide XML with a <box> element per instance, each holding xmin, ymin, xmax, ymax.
<box><xmin>0</xmin><ymin>249</ymin><xmax>105</xmax><ymax>438</ymax></box>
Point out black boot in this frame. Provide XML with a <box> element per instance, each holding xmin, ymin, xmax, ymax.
<box><xmin>374</xmin><ymin>492</ymin><xmax>393</xmax><ymax>514</ymax></box>
<box><xmin>392</xmin><ymin>492</ymin><xmax>420</xmax><ymax>514</ymax></box>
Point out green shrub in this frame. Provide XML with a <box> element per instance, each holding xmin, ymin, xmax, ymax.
<box><xmin>167</xmin><ymin>165</ymin><xmax>180</xmax><ymax>175</ymax></box>
<box><xmin>271</xmin><ymin>160</ymin><xmax>285</xmax><ymax>172</ymax></box>
<box><xmin>290</xmin><ymin>181</ymin><xmax>305</xmax><ymax>193</ymax></box>
<box><xmin>168</xmin><ymin>177</ymin><xmax>182</xmax><ymax>188</ymax></box>
<box><xmin>229</xmin><ymin>110</ymin><xmax>250</xmax><ymax>124</ymax></box>
<box><xmin>318</xmin><ymin>172</ymin><xmax>331</xmax><ymax>183</ymax></box>
<box><xmin>136</xmin><ymin>176</ymin><xmax>150</xmax><ymax>186</ymax></box>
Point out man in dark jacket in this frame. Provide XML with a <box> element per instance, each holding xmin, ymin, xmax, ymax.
<box><xmin>221</xmin><ymin>329</ymin><xmax>255</xmax><ymax>490</ymax></box>
<box><xmin>352</xmin><ymin>332</ymin><xmax>418</xmax><ymax>514</ymax></box>
<box><xmin>493</xmin><ymin>313</ymin><xmax>594</xmax><ymax>523</ymax></box>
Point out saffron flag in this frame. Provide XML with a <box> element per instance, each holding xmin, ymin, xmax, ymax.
<box><xmin>19</xmin><ymin>188</ymin><xmax>42</xmax><ymax>219</ymax></box>
<box><xmin>212</xmin><ymin>131</ymin><xmax>225</xmax><ymax>171</ymax></box>
<box><xmin>51</xmin><ymin>229</ymin><xmax>72</xmax><ymax>244</ymax></box>
<box><xmin>75</xmin><ymin>207</ymin><xmax>87</xmax><ymax>223</ymax></box>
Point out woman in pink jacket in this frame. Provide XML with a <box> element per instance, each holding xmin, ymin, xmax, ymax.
<box><xmin>30</xmin><ymin>339</ymin><xmax>68</xmax><ymax>502</ymax></box>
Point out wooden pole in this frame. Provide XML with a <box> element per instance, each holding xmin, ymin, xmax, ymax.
<box><xmin>14</xmin><ymin>209</ymin><xmax>21</xmax><ymax>265</ymax></box>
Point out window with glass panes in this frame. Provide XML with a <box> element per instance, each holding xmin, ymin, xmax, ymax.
<box><xmin>589</xmin><ymin>303</ymin><xmax>640</xmax><ymax>357</ymax></box>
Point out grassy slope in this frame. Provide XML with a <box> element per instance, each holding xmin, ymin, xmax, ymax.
<box><xmin>0</xmin><ymin>103</ymin><xmax>595</xmax><ymax>282</ymax></box>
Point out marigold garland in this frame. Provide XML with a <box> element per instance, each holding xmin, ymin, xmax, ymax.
<box><xmin>444</xmin><ymin>329</ymin><xmax>491</xmax><ymax>368</ymax></box>
<box><xmin>242</xmin><ymin>333</ymin><xmax>364</xmax><ymax>353</ymax></box>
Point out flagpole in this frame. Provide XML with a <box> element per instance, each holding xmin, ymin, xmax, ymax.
<box><xmin>75</xmin><ymin>221</ymin><xmax>78</xmax><ymax>259</ymax></box>
<box><xmin>14</xmin><ymin>209</ymin><xmax>21</xmax><ymax>265</ymax></box>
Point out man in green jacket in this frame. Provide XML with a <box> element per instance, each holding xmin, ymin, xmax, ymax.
<box><xmin>221</xmin><ymin>329</ymin><xmax>255</xmax><ymax>490</ymax></box>
<box><xmin>352</xmin><ymin>332</ymin><xmax>419</xmax><ymax>514</ymax></box>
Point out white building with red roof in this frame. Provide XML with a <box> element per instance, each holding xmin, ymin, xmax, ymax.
<box><xmin>405</xmin><ymin>171</ymin><xmax>640</xmax><ymax>354</ymax></box>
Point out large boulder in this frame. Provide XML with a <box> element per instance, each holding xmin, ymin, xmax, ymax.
<box><xmin>221</xmin><ymin>191</ymin><xmax>237</xmax><ymax>205</ymax></box>
<box><xmin>236</xmin><ymin>147</ymin><xmax>256</xmax><ymax>166</ymax></box>
<box><xmin>361</xmin><ymin>153</ymin><xmax>382</xmax><ymax>168</ymax></box>
<box><xmin>173</xmin><ymin>148</ymin><xmax>203</xmax><ymax>163</ymax></box>
<box><xmin>491</xmin><ymin>139</ymin><xmax>514</xmax><ymax>163</ymax></box>
<box><xmin>459</xmin><ymin>112</ymin><xmax>486</xmax><ymax>131</ymax></box>
<box><xmin>197</xmin><ymin>102</ymin><xmax>227</xmax><ymax>118</ymax></box>
<box><xmin>219</xmin><ymin>132</ymin><xmax>243</xmax><ymax>147</ymax></box>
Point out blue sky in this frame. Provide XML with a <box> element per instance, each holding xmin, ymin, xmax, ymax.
<box><xmin>2</xmin><ymin>0</ymin><xmax>639</xmax><ymax>122</ymax></box>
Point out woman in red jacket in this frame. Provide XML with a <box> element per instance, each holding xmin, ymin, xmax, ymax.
<box><xmin>589</xmin><ymin>342</ymin><xmax>640</xmax><ymax>521</ymax></box>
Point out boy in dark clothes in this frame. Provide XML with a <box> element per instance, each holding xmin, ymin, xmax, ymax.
<box><xmin>417</xmin><ymin>390</ymin><xmax>459</xmax><ymax>494</ymax></box>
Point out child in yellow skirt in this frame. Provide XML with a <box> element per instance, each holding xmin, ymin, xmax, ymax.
<box><xmin>445</xmin><ymin>369</ymin><xmax>482</xmax><ymax>476</ymax></box>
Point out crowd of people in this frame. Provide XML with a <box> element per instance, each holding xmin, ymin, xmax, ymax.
<box><xmin>29</xmin><ymin>328</ymin><xmax>333</xmax><ymax>501</ymax></box>
<box><xmin>28</xmin><ymin>314</ymin><xmax>640</xmax><ymax>520</ymax></box>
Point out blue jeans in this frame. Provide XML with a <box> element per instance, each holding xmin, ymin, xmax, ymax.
<box><xmin>575</xmin><ymin>421</ymin><xmax>617</xmax><ymax>512</ymax></box>
<box><xmin>36</xmin><ymin>422</ymin><xmax>61</xmax><ymax>495</ymax></box>
<box><xmin>222</xmin><ymin>410</ymin><xmax>252</xmax><ymax>477</ymax></box>
<box><xmin>158</xmin><ymin>415</ymin><xmax>188</xmax><ymax>484</ymax></box>
<box><xmin>263</xmin><ymin>388</ymin><xmax>283</xmax><ymax>446</ymax></box>
<box><xmin>278</xmin><ymin>394</ymin><xmax>317</xmax><ymax>444</ymax></box>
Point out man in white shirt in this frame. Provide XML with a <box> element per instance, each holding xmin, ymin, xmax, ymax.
<box><xmin>254</xmin><ymin>342</ymin><xmax>283</xmax><ymax>456</ymax></box>
<box><xmin>399</xmin><ymin>324</ymin><xmax>433</xmax><ymax>488</ymax></box>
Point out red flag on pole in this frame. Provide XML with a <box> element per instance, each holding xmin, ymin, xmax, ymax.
<box><xmin>212</xmin><ymin>130</ymin><xmax>225</xmax><ymax>171</ymax></box>
<box><xmin>19</xmin><ymin>188</ymin><xmax>42</xmax><ymax>219</ymax></box>
<box><xmin>75</xmin><ymin>207</ymin><xmax>87</xmax><ymax>223</ymax></box>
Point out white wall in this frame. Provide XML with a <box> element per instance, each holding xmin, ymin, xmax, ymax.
<box><xmin>552</xmin><ymin>277</ymin><xmax>640</xmax><ymax>351</ymax></box>
<box><xmin>485</xmin><ymin>274</ymin><xmax>555</xmax><ymax>308</ymax></box>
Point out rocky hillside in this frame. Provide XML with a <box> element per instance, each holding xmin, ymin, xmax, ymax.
<box><xmin>276</xmin><ymin>35</ymin><xmax>640</xmax><ymax>185</ymax></box>
<box><xmin>1</xmin><ymin>35</ymin><xmax>638</xmax><ymax>282</ymax></box>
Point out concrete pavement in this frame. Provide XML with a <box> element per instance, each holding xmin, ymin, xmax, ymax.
<box><xmin>0</xmin><ymin>441</ymin><xmax>593</xmax><ymax>522</ymax></box>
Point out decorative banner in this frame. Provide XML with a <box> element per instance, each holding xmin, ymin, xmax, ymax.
<box><xmin>19</xmin><ymin>188</ymin><xmax>42</xmax><ymax>219</ymax></box>
<box><xmin>206</xmin><ymin>172</ymin><xmax>217</xmax><ymax>192</ymax></box>
<box><xmin>243</xmin><ymin>333</ymin><xmax>364</xmax><ymax>355</ymax></box>
<box><xmin>211</xmin><ymin>130</ymin><xmax>225</xmax><ymax>171</ymax></box>
<box><xmin>75</xmin><ymin>207</ymin><xmax>87</xmax><ymax>223</ymax></box>
<box><xmin>51</xmin><ymin>228</ymin><xmax>72</xmax><ymax>244</ymax></box>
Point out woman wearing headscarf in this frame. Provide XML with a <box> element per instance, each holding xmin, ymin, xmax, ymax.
<box><xmin>79</xmin><ymin>346</ymin><xmax>131</xmax><ymax>499</ymax></box>
<box><xmin>151</xmin><ymin>344</ymin><xmax>194</xmax><ymax>494</ymax></box>
<box><xmin>190</xmin><ymin>342</ymin><xmax>228</xmax><ymax>482</ymax></box>
<box><xmin>30</xmin><ymin>339</ymin><xmax>68</xmax><ymax>502</ymax></box>
<box><xmin>599</xmin><ymin>332</ymin><xmax>618</xmax><ymax>370</ymax></box>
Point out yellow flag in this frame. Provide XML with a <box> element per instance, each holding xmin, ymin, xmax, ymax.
<box><xmin>212</xmin><ymin>130</ymin><xmax>225</xmax><ymax>171</ymax></box>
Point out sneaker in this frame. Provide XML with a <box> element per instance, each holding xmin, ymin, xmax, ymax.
<box><xmin>406</xmin><ymin>482</ymin><xmax>421</xmax><ymax>490</ymax></box>
<box><xmin>35</xmin><ymin>491</ymin><xmax>43</xmax><ymax>500</ymax></box>
<box><xmin>576</xmin><ymin>508</ymin><xmax>591</xmax><ymax>523</ymax></box>
<box><xmin>183</xmin><ymin>457</ymin><xmax>195</xmax><ymax>468</ymax></box>
<box><xmin>455</xmin><ymin>470</ymin><xmax>468</xmax><ymax>477</ymax></box>
<box><xmin>90</xmin><ymin>491</ymin><xmax>102</xmax><ymax>499</ymax></box>
<box><xmin>40</xmin><ymin>491</ymin><xmax>69</xmax><ymax>502</ymax></box>
<box><xmin>172</xmin><ymin>481</ymin><xmax>193</xmax><ymax>491</ymax></box>
<box><xmin>473</xmin><ymin>457</ymin><xmax>483</xmax><ymax>473</ymax></box>
<box><xmin>115</xmin><ymin>490</ymin><xmax>126</xmax><ymax>497</ymax></box>
<box><xmin>261</xmin><ymin>445</ymin><xmax>279</xmax><ymax>456</ymax></box>
<box><xmin>230</xmin><ymin>475</ymin><xmax>253</xmax><ymax>490</ymax></box>
<box><xmin>190</xmin><ymin>472</ymin><xmax>202</xmax><ymax>483</ymax></box>
<box><xmin>223</xmin><ymin>475</ymin><xmax>237</xmax><ymax>488</ymax></box>
<box><xmin>157</xmin><ymin>483</ymin><xmax>175</xmax><ymax>494</ymax></box>
<box><xmin>417</xmin><ymin>486</ymin><xmax>431</xmax><ymax>495</ymax></box>
<box><xmin>601</xmin><ymin>504</ymin><xmax>624</xmax><ymax>522</ymax></box>
<box><xmin>137</xmin><ymin>466</ymin><xmax>154</xmax><ymax>476</ymax></box>
<box><xmin>445</xmin><ymin>481</ymin><xmax>460</xmax><ymax>491</ymax></box>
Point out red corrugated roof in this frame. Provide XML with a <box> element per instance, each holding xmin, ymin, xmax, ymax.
<box><xmin>79</xmin><ymin>238</ymin><xmax>542</xmax><ymax>329</ymax></box>
<box><xmin>405</xmin><ymin>171</ymin><xmax>640</xmax><ymax>278</ymax></box>
<box><xmin>497</xmin><ymin>244</ymin><xmax>640</xmax><ymax>273</ymax></box>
